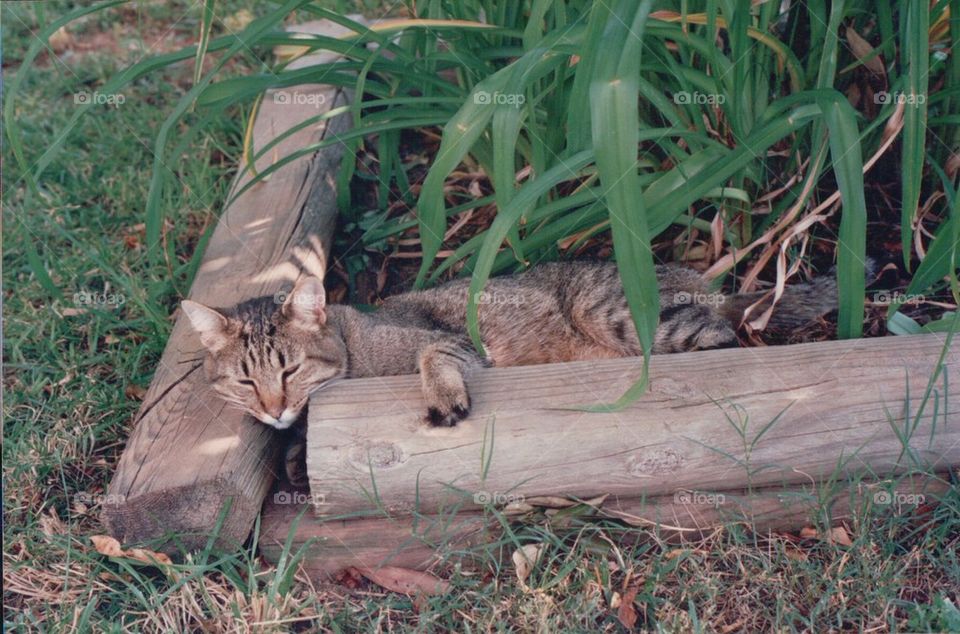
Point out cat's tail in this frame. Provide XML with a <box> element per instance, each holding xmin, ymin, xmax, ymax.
<box><xmin>720</xmin><ymin>258</ymin><xmax>878</xmax><ymax>330</ymax></box>
<box><xmin>719</xmin><ymin>275</ymin><xmax>838</xmax><ymax>330</ymax></box>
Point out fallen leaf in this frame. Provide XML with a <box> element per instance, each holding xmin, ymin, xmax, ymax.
<box><xmin>335</xmin><ymin>567</ymin><xmax>364</xmax><ymax>589</ymax></box>
<box><xmin>798</xmin><ymin>525</ymin><xmax>853</xmax><ymax>546</ymax></box>
<box><xmin>468</xmin><ymin>179</ymin><xmax>483</xmax><ymax>198</ymax></box>
<box><xmin>610</xmin><ymin>591</ymin><xmax>621</xmax><ymax>609</ymax></box>
<box><xmin>846</xmin><ymin>26</ymin><xmax>886</xmax><ymax>77</ymax></box>
<box><xmin>522</xmin><ymin>496</ymin><xmax>578</xmax><ymax>508</ymax></box>
<box><xmin>946</xmin><ymin>152</ymin><xmax>960</xmax><ymax>180</ymax></box>
<box><xmin>222</xmin><ymin>9</ymin><xmax>254</xmax><ymax>32</ymax></box>
<box><xmin>125</xmin><ymin>384</ymin><xmax>147</xmax><ymax>400</ymax></box>
<box><xmin>90</xmin><ymin>535</ymin><xmax>176</xmax><ymax>575</ymax></box>
<box><xmin>828</xmin><ymin>526</ymin><xmax>854</xmax><ymax>547</ymax></box>
<box><xmin>617</xmin><ymin>585</ymin><xmax>639</xmax><ymax>629</ymax></box>
<box><xmin>503</xmin><ymin>501</ymin><xmax>535</xmax><ymax>515</ymax></box>
<box><xmin>356</xmin><ymin>566</ymin><xmax>451</xmax><ymax>596</ymax></box>
<box><xmin>48</xmin><ymin>26</ymin><xmax>73</xmax><ymax>53</ymax></box>
<box><xmin>512</xmin><ymin>543</ymin><xmax>545</xmax><ymax>585</ymax></box>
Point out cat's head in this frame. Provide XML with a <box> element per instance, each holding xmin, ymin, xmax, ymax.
<box><xmin>181</xmin><ymin>277</ymin><xmax>347</xmax><ymax>430</ymax></box>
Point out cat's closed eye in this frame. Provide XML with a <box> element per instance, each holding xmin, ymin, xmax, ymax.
<box><xmin>281</xmin><ymin>365</ymin><xmax>301</xmax><ymax>381</ymax></box>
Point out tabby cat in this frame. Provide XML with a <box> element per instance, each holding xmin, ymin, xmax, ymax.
<box><xmin>182</xmin><ymin>261</ymin><xmax>837</xmax><ymax>431</ymax></box>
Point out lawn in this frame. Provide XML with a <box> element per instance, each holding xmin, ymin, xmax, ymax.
<box><xmin>3</xmin><ymin>1</ymin><xmax>959</xmax><ymax>632</ymax></box>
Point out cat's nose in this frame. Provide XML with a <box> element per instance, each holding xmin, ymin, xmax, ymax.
<box><xmin>261</xmin><ymin>394</ymin><xmax>285</xmax><ymax>420</ymax></box>
<box><xmin>266</xmin><ymin>406</ymin><xmax>284</xmax><ymax>420</ymax></box>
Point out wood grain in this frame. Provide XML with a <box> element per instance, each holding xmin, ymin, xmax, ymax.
<box><xmin>260</xmin><ymin>474</ymin><xmax>954</xmax><ymax>577</ymax></box>
<box><xmin>306</xmin><ymin>334</ymin><xmax>958</xmax><ymax>517</ymax></box>
<box><xmin>104</xmin><ymin>20</ymin><xmax>356</xmax><ymax>552</ymax></box>
<box><xmin>259</xmin><ymin>490</ymin><xmax>488</xmax><ymax>576</ymax></box>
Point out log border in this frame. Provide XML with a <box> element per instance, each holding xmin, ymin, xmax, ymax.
<box><xmin>104</xmin><ymin>19</ymin><xmax>358</xmax><ymax>552</ymax></box>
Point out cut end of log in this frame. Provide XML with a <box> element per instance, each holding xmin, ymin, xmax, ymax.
<box><xmin>103</xmin><ymin>479</ymin><xmax>266</xmax><ymax>553</ymax></box>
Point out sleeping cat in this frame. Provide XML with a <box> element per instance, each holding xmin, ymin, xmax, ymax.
<box><xmin>182</xmin><ymin>261</ymin><xmax>837</xmax><ymax>431</ymax></box>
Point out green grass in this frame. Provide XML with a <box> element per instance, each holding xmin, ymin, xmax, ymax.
<box><xmin>3</xmin><ymin>0</ymin><xmax>960</xmax><ymax>631</ymax></box>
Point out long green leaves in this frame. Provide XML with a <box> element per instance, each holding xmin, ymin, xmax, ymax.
<box><xmin>816</xmin><ymin>94</ymin><xmax>867</xmax><ymax>338</ymax></box>
<box><xmin>589</xmin><ymin>0</ymin><xmax>659</xmax><ymax>363</ymax></box>
<box><xmin>900</xmin><ymin>0</ymin><xmax>931</xmax><ymax>270</ymax></box>
<box><xmin>10</xmin><ymin>0</ymin><xmax>952</xmax><ymax>350</ymax></box>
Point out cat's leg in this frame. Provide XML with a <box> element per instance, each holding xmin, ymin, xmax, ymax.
<box><xmin>417</xmin><ymin>338</ymin><xmax>485</xmax><ymax>427</ymax></box>
<box><xmin>283</xmin><ymin>438</ymin><xmax>309</xmax><ymax>488</ymax></box>
<box><xmin>277</xmin><ymin>420</ymin><xmax>309</xmax><ymax>488</ymax></box>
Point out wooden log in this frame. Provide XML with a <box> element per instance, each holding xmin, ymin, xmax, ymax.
<box><xmin>260</xmin><ymin>474</ymin><xmax>954</xmax><ymax>578</ymax></box>
<box><xmin>306</xmin><ymin>334</ymin><xmax>958</xmax><ymax>517</ymax></box>
<box><xmin>259</xmin><ymin>490</ymin><xmax>489</xmax><ymax>576</ymax></box>
<box><xmin>103</xmin><ymin>19</ymin><xmax>357</xmax><ymax>552</ymax></box>
<box><xmin>600</xmin><ymin>473</ymin><xmax>955</xmax><ymax>532</ymax></box>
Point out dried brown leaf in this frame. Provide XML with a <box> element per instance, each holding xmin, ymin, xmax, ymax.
<box><xmin>512</xmin><ymin>543</ymin><xmax>545</xmax><ymax>585</ymax></box>
<box><xmin>846</xmin><ymin>26</ymin><xmax>886</xmax><ymax>77</ymax></box>
<box><xmin>357</xmin><ymin>566</ymin><xmax>451</xmax><ymax>596</ymax></box>
<box><xmin>124</xmin><ymin>384</ymin><xmax>147</xmax><ymax>400</ymax></box>
<box><xmin>90</xmin><ymin>535</ymin><xmax>175</xmax><ymax>571</ymax></box>
<box><xmin>617</xmin><ymin>585</ymin><xmax>639</xmax><ymax>629</ymax></box>
<box><xmin>799</xmin><ymin>525</ymin><xmax>853</xmax><ymax>546</ymax></box>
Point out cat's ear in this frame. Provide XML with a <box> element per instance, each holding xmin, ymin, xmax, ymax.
<box><xmin>282</xmin><ymin>276</ymin><xmax>326</xmax><ymax>330</ymax></box>
<box><xmin>182</xmin><ymin>300</ymin><xmax>232</xmax><ymax>351</ymax></box>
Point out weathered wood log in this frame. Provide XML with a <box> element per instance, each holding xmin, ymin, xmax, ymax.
<box><xmin>104</xmin><ymin>20</ymin><xmax>356</xmax><ymax>552</ymax></box>
<box><xmin>259</xmin><ymin>490</ymin><xmax>489</xmax><ymax>575</ymax></box>
<box><xmin>259</xmin><ymin>474</ymin><xmax>954</xmax><ymax>578</ymax></box>
<box><xmin>306</xmin><ymin>334</ymin><xmax>958</xmax><ymax>517</ymax></box>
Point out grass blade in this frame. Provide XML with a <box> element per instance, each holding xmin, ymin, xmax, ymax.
<box><xmin>900</xmin><ymin>0</ymin><xmax>931</xmax><ymax>269</ymax></box>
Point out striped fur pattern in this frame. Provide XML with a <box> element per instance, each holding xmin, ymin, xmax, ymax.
<box><xmin>183</xmin><ymin>261</ymin><xmax>837</xmax><ymax>432</ymax></box>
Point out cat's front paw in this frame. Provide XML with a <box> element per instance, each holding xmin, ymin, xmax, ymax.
<box><xmin>424</xmin><ymin>384</ymin><xmax>471</xmax><ymax>427</ymax></box>
<box><xmin>418</xmin><ymin>343</ymin><xmax>475</xmax><ymax>427</ymax></box>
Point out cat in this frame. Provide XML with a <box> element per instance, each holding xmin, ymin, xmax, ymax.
<box><xmin>181</xmin><ymin>261</ymin><xmax>837</xmax><ymax>483</ymax></box>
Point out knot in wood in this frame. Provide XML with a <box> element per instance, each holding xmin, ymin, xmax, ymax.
<box><xmin>348</xmin><ymin>441</ymin><xmax>405</xmax><ymax>471</ymax></box>
<box><xmin>627</xmin><ymin>448</ymin><xmax>684</xmax><ymax>476</ymax></box>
